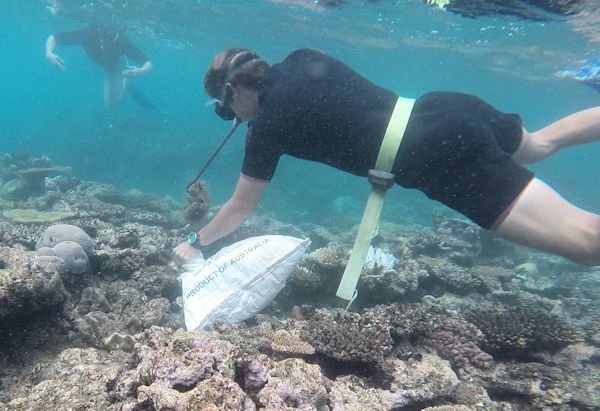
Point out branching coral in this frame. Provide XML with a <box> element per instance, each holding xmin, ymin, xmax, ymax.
<box><xmin>426</xmin><ymin>317</ymin><xmax>494</xmax><ymax>369</ymax></box>
<box><xmin>308</xmin><ymin>245</ymin><xmax>348</xmax><ymax>271</ymax></box>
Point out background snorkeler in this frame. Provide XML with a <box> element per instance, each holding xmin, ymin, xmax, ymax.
<box><xmin>45</xmin><ymin>16</ymin><xmax>154</xmax><ymax>108</ymax></box>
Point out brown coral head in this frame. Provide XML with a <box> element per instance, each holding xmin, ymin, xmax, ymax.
<box><xmin>183</xmin><ymin>181</ymin><xmax>211</xmax><ymax>223</ymax></box>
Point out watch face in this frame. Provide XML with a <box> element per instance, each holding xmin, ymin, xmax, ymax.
<box><xmin>187</xmin><ymin>232</ymin><xmax>198</xmax><ymax>245</ymax></box>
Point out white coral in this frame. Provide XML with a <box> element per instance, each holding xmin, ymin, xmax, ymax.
<box><xmin>364</xmin><ymin>246</ymin><xmax>396</xmax><ymax>273</ymax></box>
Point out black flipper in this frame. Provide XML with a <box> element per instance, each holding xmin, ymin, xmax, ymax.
<box><xmin>126</xmin><ymin>81</ymin><xmax>157</xmax><ymax>110</ymax></box>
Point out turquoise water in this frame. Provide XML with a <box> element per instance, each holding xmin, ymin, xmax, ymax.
<box><xmin>2</xmin><ymin>0</ymin><xmax>600</xmax><ymax>225</ymax></box>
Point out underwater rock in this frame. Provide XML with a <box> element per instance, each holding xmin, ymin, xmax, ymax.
<box><xmin>5</xmin><ymin>347</ymin><xmax>132</xmax><ymax>410</ymax></box>
<box><xmin>422</xmin><ymin>406</ymin><xmax>473</xmax><ymax>411</ymax></box>
<box><xmin>472</xmin><ymin>361</ymin><xmax>564</xmax><ymax>403</ymax></box>
<box><xmin>72</xmin><ymin>284</ymin><xmax>181</xmax><ymax>349</ymax></box>
<box><xmin>381</xmin><ymin>354</ymin><xmax>460</xmax><ymax>408</ymax></box>
<box><xmin>92</xmin><ymin>184</ymin><xmax>177</xmax><ymax>215</ymax></box>
<box><xmin>256</xmin><ymin>358</ymin><xmax>329</xmax><ymax>410</ymax></box>
<box><xmin>93</xmin><ymin>248</ymin><xmax>147</xmax><ymax>278</ymax></box>
<box><xmin>133</xmin><ymin>327</ymin><xmax>235</xmax><ymax>390</ymax></box>
<box><xmin>0</xmin><ymin>246</ymin><xmax>67</xmax><ymax>323</ymax></box>
<box><xmin>449</xmin><ymin>381</ymin><xmax>496</xmax><ymax>409</ymax></box>
<box><xmin>130</xmin><ymin>376</ymin><xmax>256</xmax><ymax>411</ymax></box>
<box><xmin>36</xmin><ymin>224</ymin><xmax>94</xmax><ymax>257</ymax></box>
<box><xmin>235</xmin><ymin>353</ymin><xmax>273</xmax><ymax>392</ymax></box>
<box><xmin>329</xmin><ymin>375</ymin><xmax>389</xmax><ymax>410</ymax></box>
<box><xmin>106</xmin><ymin>225</ymin><xmax>141</xmax><ymax>249</ymax></box>
<box><xmin>104</xmin><ymin>332</ymin><xmax>136</xmax><ymax>352</ymax></box>
<box><xmin>402</xmin><ymin>212</ymin><xmax>513</xmax><ymax>265</ymax></box>
<box><xmin>130</xmin><ymin>265</ymin><xmax>180</xmax><ymax>301</ymax></box>
<box><xmin>329</xmin><ymin>354</ymin><xmax>461</xmax><ymax>410</ymax></box>
<box><xmin>77</xmin><ymin>287</ymin><xmax>111</xmax><ymax>314</ymax></box>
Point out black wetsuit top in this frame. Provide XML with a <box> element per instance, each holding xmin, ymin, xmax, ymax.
<box><xmin>53</xmin><ymin>26</ymin><xmax>148</xmax><ymax>70</ymax></box>
<box><xmin>243</xmin><ymin>49</ymin><xmax>533</xmax><ymax>228</ymax></box>
<box><xmin>243</xmin><ymin>49</ymin><xmax>397</xmax><ymax>181</ymax></box>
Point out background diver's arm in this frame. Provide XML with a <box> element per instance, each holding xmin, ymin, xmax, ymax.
<box><xmin>173</xmin><ymin>173</ymin><xmax>269</xmax><ymax>263</ymax></box>
<box><xmin>121</xmin><ymin>35</ymin><xmax>153</xmax><ymax>77</ymax></box>
<box><xmin>122</xmin><ymin>60</ymin><xmax>153</xmax><ymax>77</ymax></box>
<box><xmin>45</xmin><ymin>35</ymin><xmax>66</xmax><ymax>71</ymax></box>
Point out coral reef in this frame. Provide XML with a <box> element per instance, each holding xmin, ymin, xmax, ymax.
<box><xmin>466</xmin><ymin>305</ymin><xmax>584</xmax><ymax>354</ymax></box>
<box><xmin>301</xmin><ymin>308</ymin><xmax>394</xmax><ymax>363</ymax></box>
<box><xmin>0</xmin><ymin>157</ymin><xmax>598</xmax><ymax>410</ymax></box>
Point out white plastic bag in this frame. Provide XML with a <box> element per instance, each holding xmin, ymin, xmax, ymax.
<box><xmin>180</xmin><ymin>235</ymin><xmax>311</xmax><ymax>330</ymax></box>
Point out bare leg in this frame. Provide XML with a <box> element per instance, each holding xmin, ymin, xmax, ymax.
<box><xmin>495</xmin><ymin>178</ymin><xmax>600</xmax><ymax>266</ymax></box>
<box><xmin>513</xmin><ymin>106</ymin><xmax>600</xmax><ymax>164</ymax></box>
<box><xmin>104</xmin><ymin>70</ymin><xmax>126</xmax><ymax>108</ymax></box>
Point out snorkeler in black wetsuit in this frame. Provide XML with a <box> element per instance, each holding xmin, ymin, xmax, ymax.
<box><xmin>45</xmin><ymin>25</ymin><xmax>155</xmax><ymax>108</ymax></box>
<box><xmin>173</xmin><ymin>47</ymin><xmax>600</xmax><ymax>269</ymax></box>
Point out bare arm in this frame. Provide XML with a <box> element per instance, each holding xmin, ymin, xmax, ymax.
<box><xmin>173</xmin><ymin>174</ymin><xmax>269</xmax><ymax>263</ymax></box>
<box><xmin>197</xmin><ymin>174</ymin><xmax>268</xmax><ymax>245</ymax></box>
<box><xmin>45</xmin><ymin>35</ymin><xmax>66</xmax><ymax>71</ymax></box>
<box><xmin>122</xmin><ymin>61</ymin><xmax>153</xmax><ymax>78</ymax></box>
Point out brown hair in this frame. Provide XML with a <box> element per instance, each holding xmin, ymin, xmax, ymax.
<box><xmin>204</xmin><ymin>47</ymin><xmax>269</xmax><ymax>99</ymax></box>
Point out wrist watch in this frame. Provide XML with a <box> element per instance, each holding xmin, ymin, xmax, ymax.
<box><xmin>187</xmin><ymin>232</ymin><xmax>203</xmax><ymax>249</ymax></box>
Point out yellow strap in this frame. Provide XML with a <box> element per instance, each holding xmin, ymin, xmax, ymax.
<box><xmin>336</xmin><ymin>96</ymin><xmax>415</xmax><ymax>301</ymax></box>
<box><xmin>375</xmin><ymin>97</ymin><xmax>415</xmax><ymax>171</ymax></box>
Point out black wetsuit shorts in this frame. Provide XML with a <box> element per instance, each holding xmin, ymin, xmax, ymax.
<box><xmin>394</xmin><ymin>92</ymin><xmax>534</xmax><ymax>229</ymax></box>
